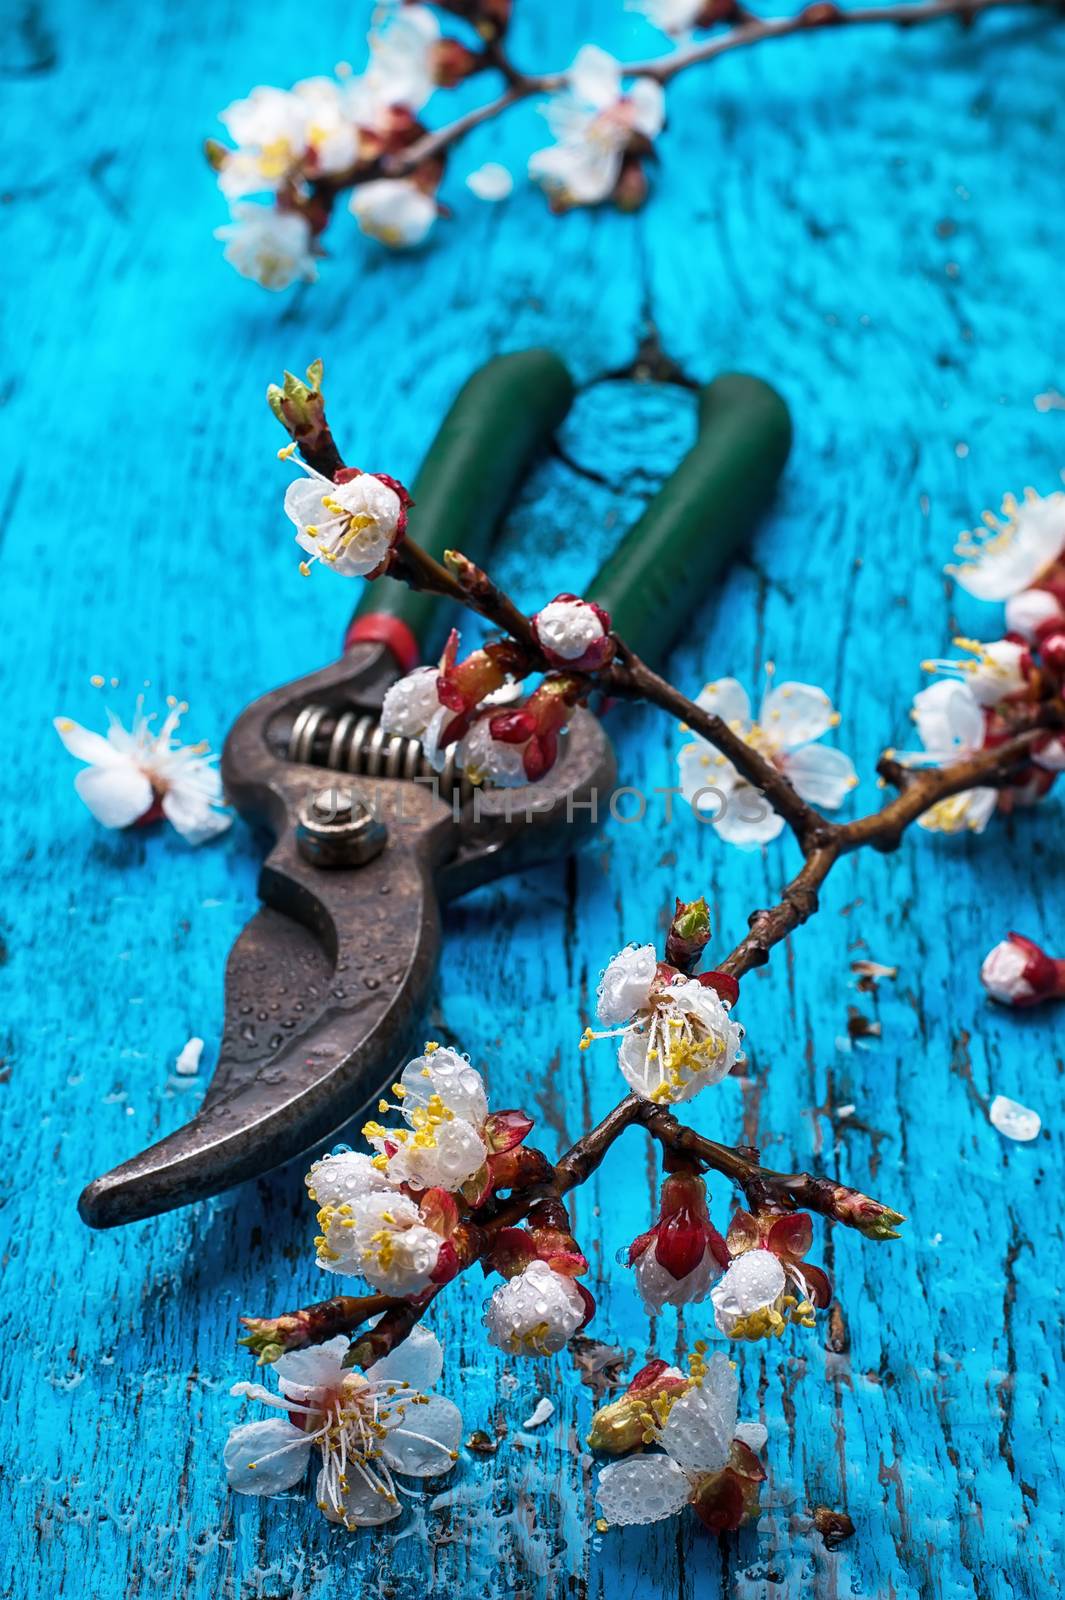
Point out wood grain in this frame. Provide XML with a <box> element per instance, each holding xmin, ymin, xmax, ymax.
<box><xmin>2</xmin><ymin>1</ymin><xmax>1063</xmax><ymax>1595</ymax></box>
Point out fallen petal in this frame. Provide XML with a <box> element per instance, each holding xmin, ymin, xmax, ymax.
<box><xmin>989</xmin><ymin>1094</ymin><xmax>1041</xmax><ymax>1142</ymax></box>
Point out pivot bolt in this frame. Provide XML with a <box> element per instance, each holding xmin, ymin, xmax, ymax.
<box><xmin>296</xmin><ymin>786</ymin><xmax>387</xmax><ymax>869</ymax></box>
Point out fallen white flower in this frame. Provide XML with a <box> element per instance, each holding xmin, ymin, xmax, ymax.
<box><xmin>225</xmin><ymin>1327</ymin><xmax>461</xmax><ymax>1528</ymax></box>
<box><xmin>54</xmin><ymin>699</ymin><xmax>231</xmax><ymax>845</ymax></box>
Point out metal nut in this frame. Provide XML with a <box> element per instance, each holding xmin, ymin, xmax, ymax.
<box><xmin>296</xmin><ymin>785</ymin><xmax>387</xmax><ymax>869</ymax></box>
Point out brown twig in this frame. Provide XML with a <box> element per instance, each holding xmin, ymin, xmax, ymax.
<box><xmin>253</xmin><ymin>374</ymin><xmax>1057</xmax><ymax>1370</ymax></box>
<box><xmin>352</xmin><ymin>0</ymin><xmax>1049</xmax><ymax>182</ymax></box>
<box><xmin>245</xmin><ymin>1084</ymin><xmax>903</xmax><ymax>1362</ymax></box>
<box><xmin>392</xmin><ymin>535</ymin><xmax>828</xmax><ymax>843</ymax></box>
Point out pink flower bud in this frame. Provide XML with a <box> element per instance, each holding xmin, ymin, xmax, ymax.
<box><xmin>980</xmin><ymin>932</ymin><xmax>1065</xmax><ymax>1008</ymax></box>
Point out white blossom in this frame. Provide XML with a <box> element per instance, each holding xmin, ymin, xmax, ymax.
<box><xmin>894</xmin><ymin>680</ymin><xmax>997</xmax><ymax>834</ymax></box>
<box><xmin>458</xmin><ymin>716</ymin><xmax>531</xmax><ymax>787</ymax></box>
<box><xmin>284</xmin><ymin>463</ymin><xmax>403</xmax><ymax>578</ymax></box>
<box><xmin>678</xmin><ymin>677</ymin><xmax>858</xmax><ymax>848</ymax></box>
<box><xmin>54</xmin><ymin>699</ymin><xmax>230</xmax><ymax>845</ymax></box>
<box><xmin>218</xmin><ymin>86</ymin><xmax>310</xmax><ymax>195</ymax></box>
<box><xmin>370</xmin><ymin>1116</ymin><xmax>486</xmax><ymax>1194</ymax></box>
<box><xmin>380</xmin><ymin>667</ymin><xmax>456</xmax><ymax>772</ymax></box>
<box><xmin>225</xmin><ymin>1327</ymin><xmax>461</xmax><ymax>1527</ymax></box>
<box><xmin>618</xmin><ymin>979</ymin><xmax>744</xmax><ymax>1103</ymax></box>
<box><xmin>596</xmin><ymin>943</ymin><xmax>658</xmax><ymax>1026</ymax></box>
<box><xmin>946</xmin><ymin>489</ymin><xmax>1065</xmax><ymax>601</ymax></box>
<box><xmin>397</xmin><ymin>1046</ymin><xmax>490</xmax><ymax>1127</ymax></box>
<box><xmin>346</xmin><ymin>4</ymin><xmax>439</xmax><ymax>129</ymax></box>
<box><xmin>483</xmin><ymin>1260</ymin><xmax>585</xmax><ymax>1356</ymax></box>
<box><xmin>292</xmin><ymin>77</ymin><xmax>360</xmax><ymax>176</ymax></box>
<box><xmin>381</xmin><ymin>668</ymin><xmax>441</xmax><ymax>740</ymax></box>
<box><xmin>710</xmin><ymin>1249</ymin><xmax>795</xmax><ymax>1340</ymax></box>
<box><xmin>305</xmin><ymin>1149</ymin><xmax>395</xmax><ymax>1209</ymax></box>
<box><xmin>350</xmin><ymin>180</ymin><xmax>438</xmax><ymax>249</ymax></box>
<box><xmin>921</xmin><ymin>637</ymin><xmax>1029</xmax><ymax>706</ymax></box>
<box><xmin>596</xmin><ymin>1354</ymin><xmax>764</xmax><ymax>1526</ymax></box>
<box><xmin>529</xmin><ymin>46</ymin><xmax>664</xmax><ymax>208</ymax></box>
<box><xmin>314</xmin><ymin>1190</ymin><xmax>444</xmax><ymax>1295</ymax></box>
<box><xmin>586</xmin><ymin>956</ymin><xmax>744</xmax><ymax>1105</ymax></box>
<box><xmin>363</xmin><ymin>1046</ymin><xmax>489</xmax><ymax>1193</ymax></box>
<box><xmin>215</xmin><ymin>204</ymin><xmax>317</xmax><ymax>290</ymax></box>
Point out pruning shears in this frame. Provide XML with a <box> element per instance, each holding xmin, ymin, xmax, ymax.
<box><xmin>78</xmin><ymin>350</ymin><xmax>791</xmax><ymax>1228</ymax></box>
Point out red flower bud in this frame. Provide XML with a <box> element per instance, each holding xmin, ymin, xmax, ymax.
<box><xmin>483</xmin><ymin>1108</ymin><xmax>535</xmax><ymax>1154</ymax></box>
<box><xmin>627</xmin><ymin>1173</ymin><xmax>729</xmax><ymax>1286</ymax></box>
<box><xmin>522</xmin><ymin>730</ymin><xmax>558</xmax><ymax>782</ymax></box>
<box><xmin>419</xmin><ymin>1186</ymin><xmax>460</xmax><ymax>1238</ymax></box>
<box><xmin>488</xmin><ymin>707</ymin><xmax>537</xmax><ymax>744</ymax></box>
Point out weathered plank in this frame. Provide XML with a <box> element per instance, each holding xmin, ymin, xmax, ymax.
<box><xmin>2</xmin><ymin>1</ymin><xmax>1063</xmax><ymax>1596</ymax></box>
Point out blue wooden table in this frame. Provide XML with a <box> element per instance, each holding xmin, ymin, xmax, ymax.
<box><xmin>4</xmin><ymin>1</ymin><xmax>1063</xmax><ymax>1594</ymax></box>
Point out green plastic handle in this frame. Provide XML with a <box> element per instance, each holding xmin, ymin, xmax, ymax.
<box><xmin>589</xmin><ymin>373</ymin><xmax>793</xmax><ymax>673</ymax></box>
<box><xmin>349</xmin><ymin>349</ymin><xmax>575</xmax><ymax>665</ymax></box>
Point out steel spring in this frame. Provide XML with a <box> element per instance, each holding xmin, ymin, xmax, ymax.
<box><xmin>287</xmin><ymin>704</ymin><xmax>472</xmax><ymax>803</ymax></box>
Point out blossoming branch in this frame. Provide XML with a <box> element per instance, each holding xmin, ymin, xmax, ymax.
<box><xmin>205</xmin><ymin>0</ymin><xmax>1054</xmax><ymax>287</ymax></box>
<box><xmin>217</xmin><ymin>360</ymin><xmax>1064</xmax><ymax>1536</ymax></box>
